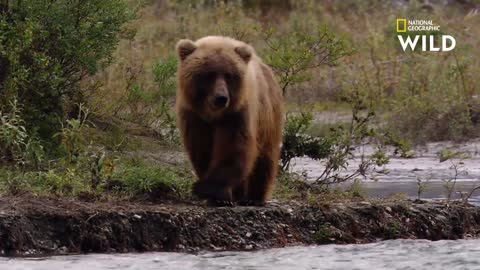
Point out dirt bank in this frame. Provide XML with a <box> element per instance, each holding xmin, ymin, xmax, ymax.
<box><xmin>0</xmin><ymin>195</ymin><xmax>479</xmax><ymax>256</ymax></box>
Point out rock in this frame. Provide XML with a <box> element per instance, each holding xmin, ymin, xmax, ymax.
<box><xmin>210</xmin><ymin>244</ymin><xmax>223</xmax><ymax>251</ymax></box>
<box><xmin>57</xmin><ymin>246</ymin><xmax>69</xmax><ymax>254</ymax></box>
<box><xmin>358</xmin><ymin>201</ymin><xmax>372</xmax><ymax>206</ymax></box>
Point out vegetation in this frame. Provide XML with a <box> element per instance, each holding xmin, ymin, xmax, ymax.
<box><xmin>0</xmin><ymin>0</ymin><xmax>479</xmax><ymax>203</ymax></box>
<box><xmin>0</xmin><ymin>0</ymin><xmax>134</xmax><ymax>144</ymax></box>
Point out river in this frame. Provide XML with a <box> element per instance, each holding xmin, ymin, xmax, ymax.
<box><xmin>2</xmin><ymin>239</ymin><xmax>480</xmax><ymax>270</ymax></box>
<box><xmin>291</xmin><ymin>140</ymin><xmax>480</xmax><ymax>202</ymax></box>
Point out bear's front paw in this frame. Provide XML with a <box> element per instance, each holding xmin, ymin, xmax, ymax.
<box><xmin>192</xmin><ymin>181</ymin><xmax>211</xmax><ymax>199</ymax></box>
<box><xmin>238</xmin><ymin>199</ymin><xmax>266</xmax><ymax>207</ymax></box>
<box><xmin>192</xmin><ymin>180</ymin><xmax>232</xmax><ymax>202</ymax></box>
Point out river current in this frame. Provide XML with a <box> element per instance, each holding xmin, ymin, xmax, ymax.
<box><xmin>2</xmin><ymin>239</ymin><xmax>480</xmax><ymax>270</ymax></box>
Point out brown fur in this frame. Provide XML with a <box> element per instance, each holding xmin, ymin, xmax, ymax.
<box><xmin>175</xmin><ymin>36</ymin><xmax>284</xmax><ymax>206</ymax></box>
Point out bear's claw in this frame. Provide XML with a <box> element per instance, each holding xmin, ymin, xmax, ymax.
<box><xmin>238</xmin><ymin>199</ymin><xmax>266</xmax><ymax>207</ymax></box>
<box><xmin>207</xmin><ymin>199</ymin><xmax>235</xmax><ymax>207</ymax></box>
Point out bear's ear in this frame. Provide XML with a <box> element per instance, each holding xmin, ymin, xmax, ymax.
<box><xmin>176</xmin><ymin>39</ymin><xmax>196</xmax><ymax>61</ymax></box>
<box><xmin>234</xmin><ymin>45</ymin><xmax>253</xmax><ymax>63</ymax></box>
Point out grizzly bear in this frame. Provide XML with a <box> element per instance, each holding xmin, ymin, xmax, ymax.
<box><xmin>175</xmin><ymin>36</ymin><xmax>284</xmax><ymax>206</ymax></box>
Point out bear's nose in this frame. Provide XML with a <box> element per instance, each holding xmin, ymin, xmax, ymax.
<box><xmin>213</xmin><ymin>95</ymin><xmax>229</xmax><ymax>108</ymax></box>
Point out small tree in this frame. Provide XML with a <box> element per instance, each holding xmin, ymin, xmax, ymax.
<box><xmin>260</xmin><ymin>25</ymin><xmax>351</xmax><ymax>96</ymax></box>
<box><xmin>313</xmin><ymin>90</ymin><xmax>389</xmax><ymax>184</ymax></box>
<box><xmin>261</xmin><ymin>25</ymin><xmax>387</xmax><ymax>184</ymax></box>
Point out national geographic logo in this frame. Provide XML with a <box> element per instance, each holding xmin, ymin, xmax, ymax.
<box><xmin>396</xmin><ymin>18</ymin><xmax>407</xmax><ymax>32</ymax></box>
<box><xmin>395</xmin><ymin>18</ymin><xmax>456</xmax><ymax>51</ymax></box>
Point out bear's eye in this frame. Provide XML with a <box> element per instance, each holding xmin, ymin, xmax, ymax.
<box><xmin>204</xmin><ymin>72</ymin><xmax>216</xmax><ymax>81</ymax></box>
<box><xmin>194</xmin><ymin>72</ymin><xmax>216</xmax><ymax>85</ymax></box>
<box><xmin>224</xmin><ymin>72</ymin><xmax>238</xmax><ymax>82</ymax></box>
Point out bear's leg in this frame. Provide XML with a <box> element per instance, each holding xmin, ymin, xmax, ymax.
<box><xmin>233</xmin><ymin>180</ymin><xmax>247</xmax><ymax>202</ymax></box>
<box><xmin>193</xmin><ymin>118</ymin><xmax>257</xmax><ymax>206</ymax></box>
<box><xmin>177</xmin><ymin>109</ymin><xmax>213</xmax><ymax>179</ymax></box>
<box><xmin>240</xmin><ymin>154</ymin><xmax>277</xmax><ymax>206</ymax></box>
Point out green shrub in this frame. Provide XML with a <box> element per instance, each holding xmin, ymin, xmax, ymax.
<box><xmin>0</xmin><ymin>0</ymin><xmax>134</xmax><ymax>143</ymax></box>
<box><xmin>280</xmin><ymin>111</ymin><xmax>333</xmax><ymax>171</ymax></box>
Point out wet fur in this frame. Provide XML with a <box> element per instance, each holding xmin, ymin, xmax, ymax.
<box><xmin>176</xmin><ymin>36</ymin><xmax>284</xmax><ymax>206</ymax></box>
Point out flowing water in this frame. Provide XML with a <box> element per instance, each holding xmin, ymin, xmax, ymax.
<box><xmin>2</xmin><ymin>239</ymin><xmax>480</xmax><ymax>270</ymax></box>
<box><xmin>291</xmin><ymin>140</ymin><xmax>480</xmax><ymax>202</ymax></box>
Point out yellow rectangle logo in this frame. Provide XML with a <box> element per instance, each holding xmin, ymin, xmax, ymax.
<box><xmin>396</xmin><ymin>19</ymin><xmax>407</xmax><ymax>32</ymax></box>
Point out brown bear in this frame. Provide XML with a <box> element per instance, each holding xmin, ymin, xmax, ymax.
<box><xmin>175</xmin><ymin>36</ymin><xmax>284</xmax><ymax>206</ymax></box>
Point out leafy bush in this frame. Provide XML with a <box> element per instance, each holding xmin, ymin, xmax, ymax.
<box><xmin>281</xmin><ymin>111</ymin><xmax>332</xmax><ymax>171</ymax></box>
<box><xmin>0</xmin><ymin>0</ymin><xmax>134</xmax><ymax>143</ymax></box>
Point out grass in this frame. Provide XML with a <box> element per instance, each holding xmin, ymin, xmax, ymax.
<box><xmin>0</xmin><ymin>159</ymin><xmax>193</xmax><ymax>201</ymax></box>
<box><xmin>0</xmin><ymin>150</ymin><xmax>353</xmax><ymax>204</ymax></box>
<box><xmin>0</xmin><ymin>113</ymin><xmax>193</xmax><ymax>201</ymax></box>
<box><xmin>111</xmin><ymin>158</ymin><xmax>193</xmax><ymax>200</ymax></box>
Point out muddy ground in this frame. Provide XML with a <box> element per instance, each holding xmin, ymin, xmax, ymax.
<box><xmin>1</xmin><ymin>195</ymin><xmax>480</xmax><ymax>256</ymax></box>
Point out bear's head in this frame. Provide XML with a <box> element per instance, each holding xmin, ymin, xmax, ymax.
<box><xmin>176</xmin><ymin>36</ymin><xmax>254</xmax><ymax>121</ymax></box>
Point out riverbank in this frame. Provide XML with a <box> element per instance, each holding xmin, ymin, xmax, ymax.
<box><xmin>1</xmin><ymin>195</ymin><xmax>479</xmax><ymax>256</ymax></box>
